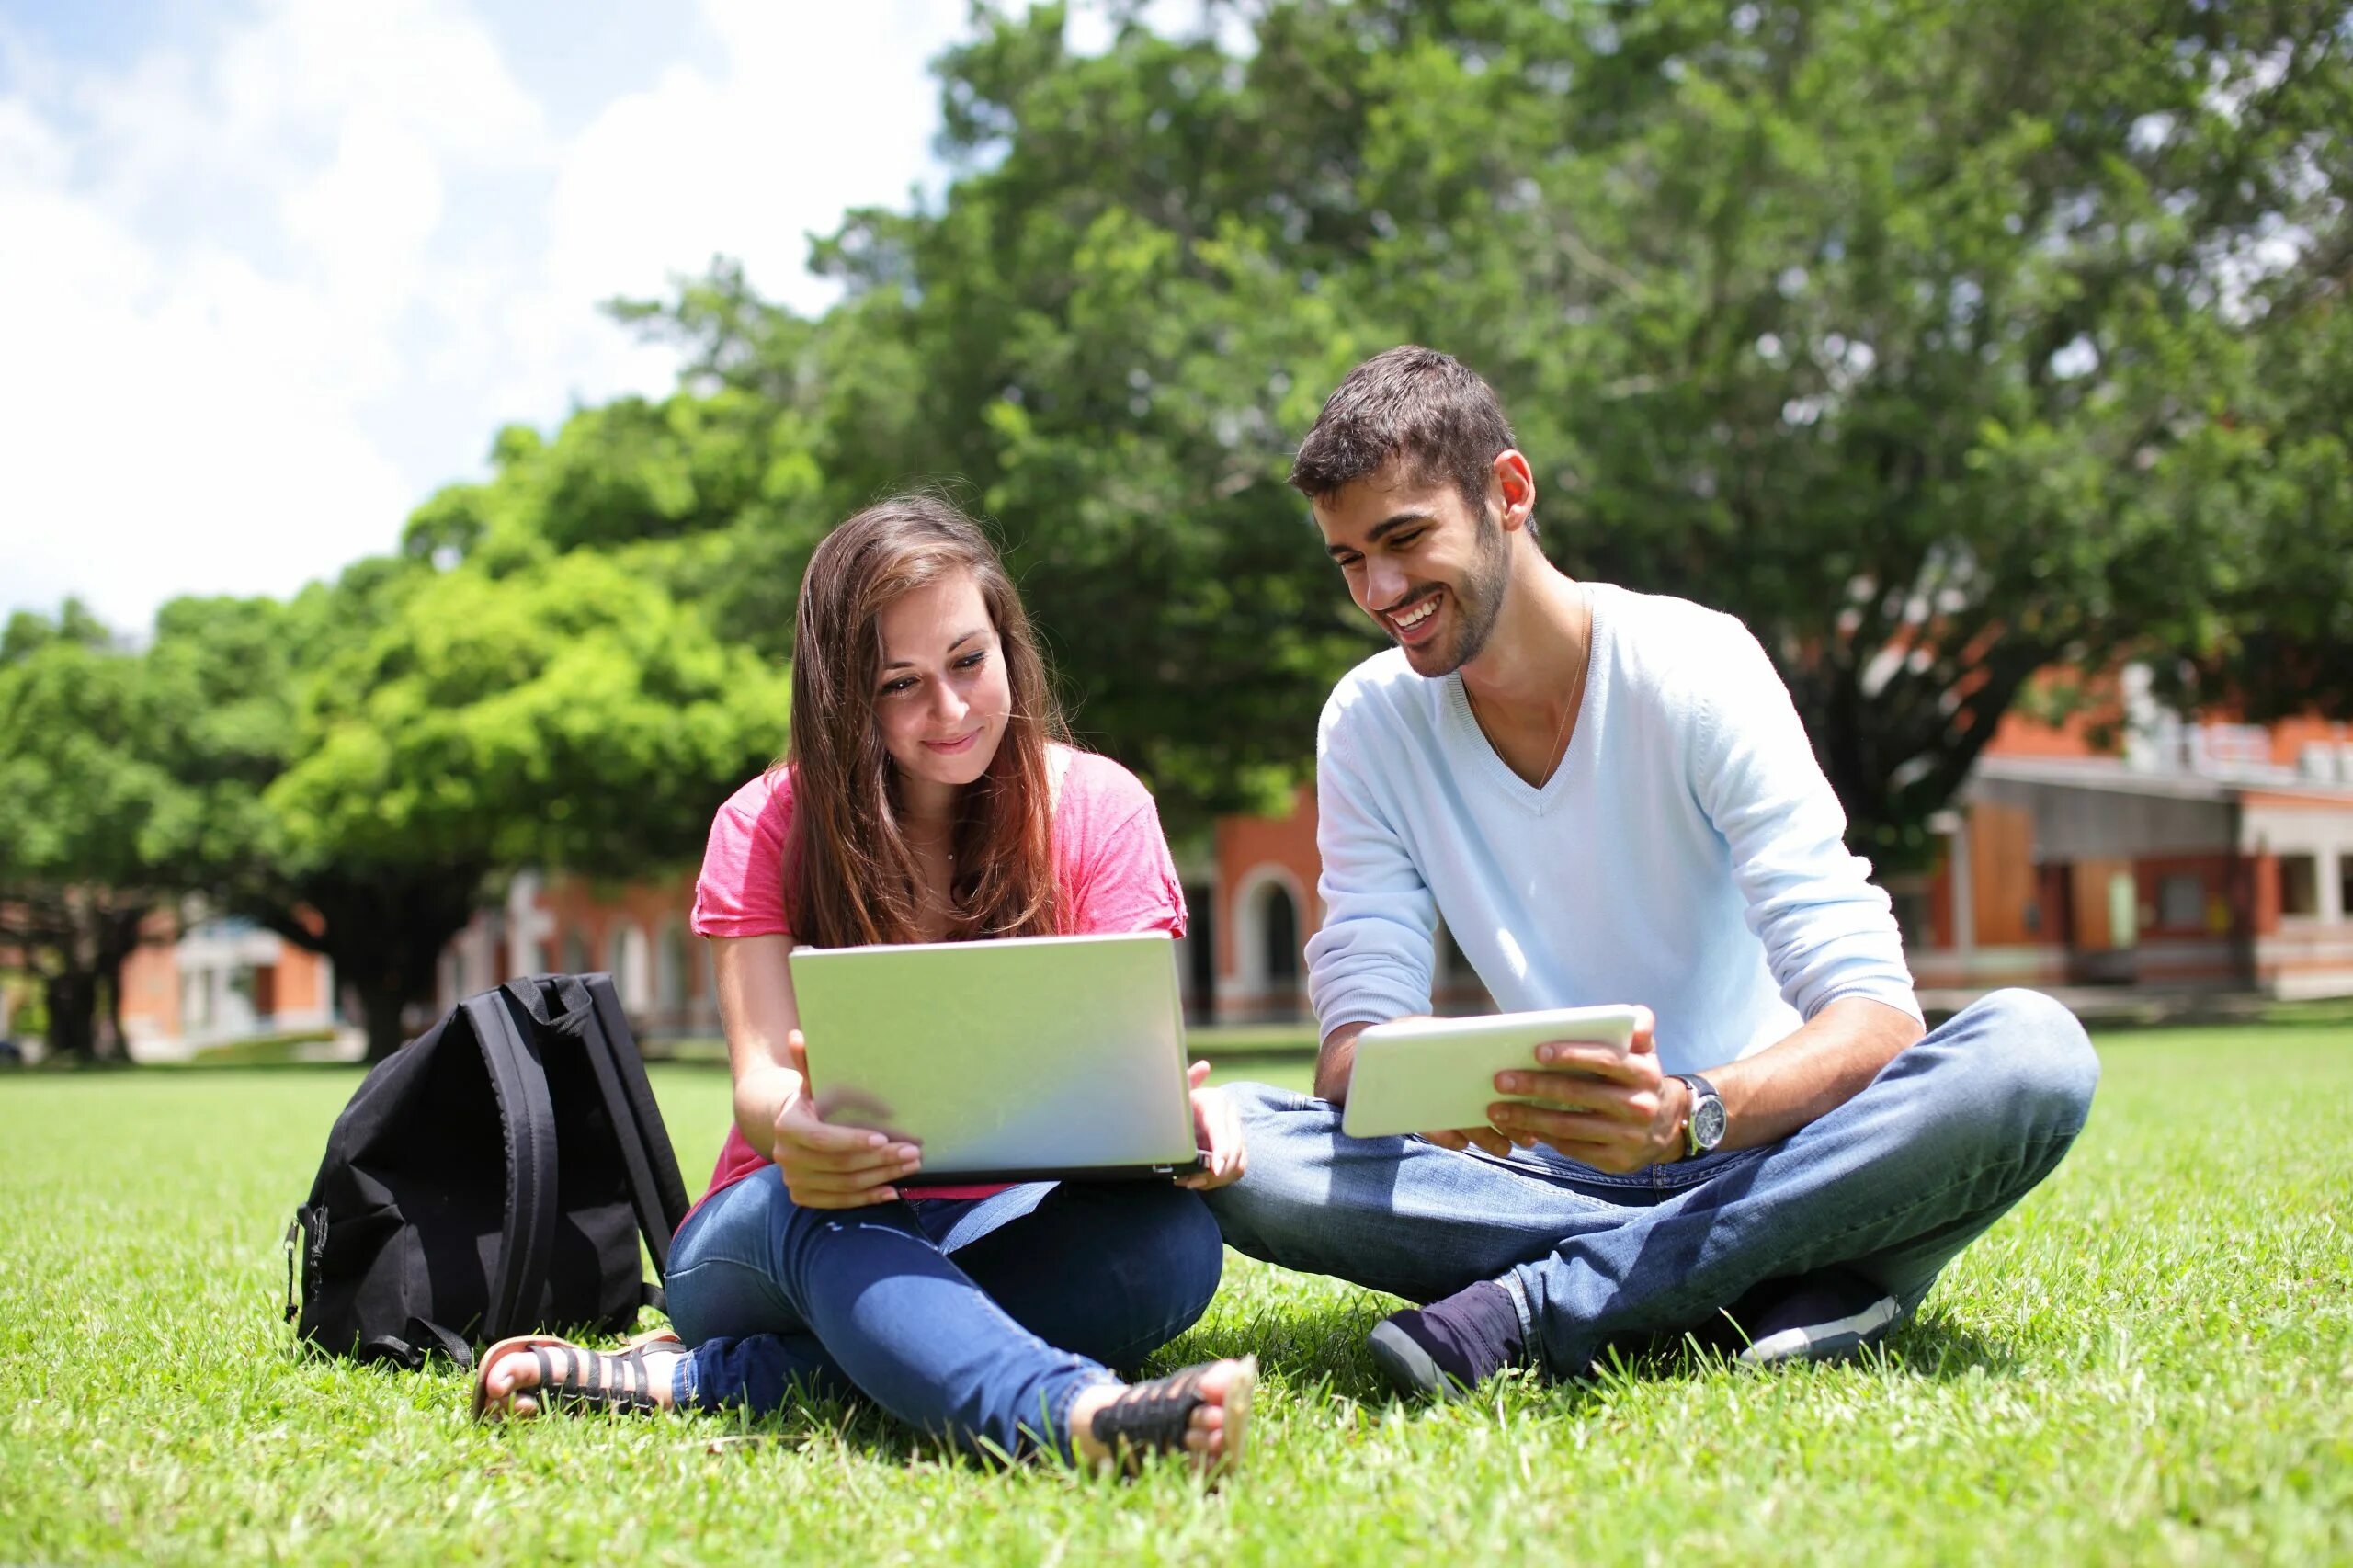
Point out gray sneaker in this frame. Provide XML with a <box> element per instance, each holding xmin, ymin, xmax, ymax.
<box><xmin>1733</xmin><ymin>1267</ymin><xmax>1901</xmax><ymax>1367</ymax></box>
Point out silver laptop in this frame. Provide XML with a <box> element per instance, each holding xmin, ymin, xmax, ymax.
<box><xmin>788</xmin><ymin>931</ymin><xmax>1202</xmax><ymax>1183</ymax></box>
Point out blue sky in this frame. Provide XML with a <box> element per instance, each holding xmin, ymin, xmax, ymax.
<box><xmin>0</xmin><ymin>1</ymin><xmax>1196</xmax><ymax>631</ymax></box>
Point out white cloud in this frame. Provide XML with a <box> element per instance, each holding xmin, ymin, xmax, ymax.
<box><xmin>543</xmin><ymin>1</ymin><xmax>964</xmax><ymax>319</ymax></box>
<box><xmin>0</xmin><ymin>0</ymin><xmax>977</xmax><ymax>632</ymax></box>
<box><xmin>495</xmin><ymin>0</ymin><xmax>982</xmax><ymax>428</ymax></box>
<box><xmin>0</xmin><ymin>0</ymin><xmax>1207</xmax><ymax>632</ymax></box>
<box><xmin>0</xmin><ymin>0</ymin><xmax>555</xmax><ymax>630</ymax></box>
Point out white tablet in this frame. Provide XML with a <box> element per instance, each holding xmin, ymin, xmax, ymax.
<box><xmin>1339</xmin><ymin>1005</ymin><xmax>1643</xmax><ymax>1140</ymax></box>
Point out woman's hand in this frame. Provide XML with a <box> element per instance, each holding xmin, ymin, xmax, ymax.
<box><xmin>1176</xmin><ymin>1060</ymin><xmax>1248</xmax><ymax>1191</ymax></box>
<box><xmin>771</xmin><ymin>1029</ymin><xmax>923</xmax><ymax>1209</ymax></box>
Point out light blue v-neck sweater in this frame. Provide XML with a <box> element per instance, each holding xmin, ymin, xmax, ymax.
<box><xmin>1306</xmin><ymin>583</ymin><xmax>1921</xmax><ymax>1076</ymax></box>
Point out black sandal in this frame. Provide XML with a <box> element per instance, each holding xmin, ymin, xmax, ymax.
<box><xmin>472</xmin><ymin>1332</ymin><xmax>682</xmax><ymax>1421</ymax></box>
<box><xmin>1086</xmin><ymin>1355</ymin><xmax>1256</xmax><ymax>1473</ymax></box>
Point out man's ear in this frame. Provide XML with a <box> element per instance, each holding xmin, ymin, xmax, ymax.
<box><xmin>1492</xmin><ymin>449</ymin><xmax>1537</xmax><ymax>531</ymax></box>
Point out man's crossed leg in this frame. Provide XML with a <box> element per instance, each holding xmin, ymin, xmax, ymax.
<box><xmin>1204</xmin><ymin>989</ymin><xmax>2098</xmax><ymax>1391</ymax></box>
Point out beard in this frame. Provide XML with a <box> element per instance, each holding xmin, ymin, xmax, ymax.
<box><xmin>1399</xmin><ymin>516</ymin><xmax>1512</xmax><ymax>676</ymax></box>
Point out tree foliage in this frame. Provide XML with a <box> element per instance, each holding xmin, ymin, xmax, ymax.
<box><xmin>603</xmin><ymin>0</ymin><xmax>2352</xmax><ymax>859</ymax></box>
<box><xmin>1</xmin><ymin>557</ymin><xmax>790</xmax><ymax>1062</ymax></box>
<box><xmin>245</xmin><ymin>553</ymin><xmax>790</xmax><ymax>1060</ymax></box>
<box><xmin>13</xmin><ymin>0</ymin><xmax>2350</xmax><ymax>1066</ymax></box>
<box><xmin>0</xmin><ymin>604</ymin><xmax>211</xmax><ymax>1059</ymax></box>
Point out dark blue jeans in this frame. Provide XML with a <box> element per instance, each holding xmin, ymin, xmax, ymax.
<box><xmin>1204</xmin><ymin>989</ymin><xmax>2099</xmax><ymax>1375</ymax></box>
<box><xmin>663</xmin><ymin>1171</ymin><xmax>1224</xmax><ymax>1459</ymax></box>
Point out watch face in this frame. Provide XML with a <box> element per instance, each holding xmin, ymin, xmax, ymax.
<box><xmin>1692</xmin><ymin>1095</ymin><xmax>1729</xmax><ymax>1149</ymax></box>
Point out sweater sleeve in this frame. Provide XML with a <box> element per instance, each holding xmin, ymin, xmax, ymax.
<box><xmin>1689</xmin><ymin>622</ymin><xmax>1923</xmax><ymax>1025</ymax></box>
<box><xmin>1305</xmin><ymin>688</ymin><xmax>1439</xmax><ymax>1033</ymax></box>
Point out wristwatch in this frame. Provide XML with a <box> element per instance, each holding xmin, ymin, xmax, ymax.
<box><xmin>1674</xmin><ymin>1073</ymin><xmax>1727</xmax><ymax>1159</ymax></box>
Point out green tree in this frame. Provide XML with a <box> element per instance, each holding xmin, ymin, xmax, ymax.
<box><xmin>2156</xmin><ymin>290</ymin><xmax>2353</xmax><ymax>722</ymax></box>
<box><xmin>235</xmin><ymin>552</ymin><xmax>790</xmax><ymax>1061</ymax></box>
<box><xmin>621</xmin><ymin>0</ymin><xmax>2350</xmax><ymax>861</ymax></box>
<box><xmin>1324</xmin><ymin>0</ymin><xmax>2353</xmax><ymax>865</ymax></box>
<box><xmin>401</xmin><ymin>338</ymin><xmax>835</xmax><ymax>665</ymax></box>
<box><xmin>0</xmin><ymin>604</ymin><xmax>182</xmax><ymax>1060</ymax></box>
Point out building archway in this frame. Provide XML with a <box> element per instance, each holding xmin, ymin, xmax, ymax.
<box><xmin>1228</xmin><ymin>864</ymin><xmax>1310</xmax><ymax>1018</ymax></box>
<box><xmin>1262</xmin><ymin>884</ymin><xmax>1300</xmax><ymax>991</ymax></box>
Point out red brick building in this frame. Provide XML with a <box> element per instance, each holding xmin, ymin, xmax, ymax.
<box><xmin>99</xmin><ymin>702</ymin><xmax>2353</xmax><ymax>1055</ymax></box>
<box><xmin>1198</xmin><ymin>705</ymin><xmax>2353</xmax><ymax>1021</ymax></box>
<box><xmin>108</xmin><ymin>911</ymin><xmax>340</xmax><ymax>1058</ymax></box>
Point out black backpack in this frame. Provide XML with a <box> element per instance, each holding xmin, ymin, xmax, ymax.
<box><xmin>285</xmin><ymin>973</ymin><xmax>691</xmax><ymax>1370</ymax></box>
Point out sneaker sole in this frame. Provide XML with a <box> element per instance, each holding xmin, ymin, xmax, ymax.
<box><xmin>1736</xmin><ymin>1292</ymin><xmax>1900</xmax><ymax>1368</ymax></box>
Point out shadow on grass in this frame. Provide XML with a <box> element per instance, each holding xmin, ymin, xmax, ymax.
<box><xmin>1169</xmin><ymin>1292</ymin><xmax>2026</xmax><ymax>1415</ymax></box>
<box><xmin>415</xmin><ymin>1298</ymin><xmax>2029</xmax><ymax>1474</ymax></box>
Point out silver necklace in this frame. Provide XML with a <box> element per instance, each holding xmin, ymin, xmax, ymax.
<box><xmin>1467</xmin><ymin>615</ymin><xmax>1590</xmax><ymax>784</ymax></box>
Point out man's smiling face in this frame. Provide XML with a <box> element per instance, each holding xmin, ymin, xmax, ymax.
<box><xmin>1313</xmin><ymin>459</ymin><xmax>1513</xmax><ymax>678</ymax></box>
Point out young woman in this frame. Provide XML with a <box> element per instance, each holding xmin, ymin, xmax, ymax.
<box><xmin>473</xmin><ymin>495</ymin><xmax>1255</xmax><ymax>1471</ymax></box>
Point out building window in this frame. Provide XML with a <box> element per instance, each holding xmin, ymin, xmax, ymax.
<box><xmin>2339</xmin><ymin>855</ymin><xmax>2353</xmax><ymax>926</ymax></box>
<box><xmin>1260</xmin><ymin>884</ymin><xmax>1300</xmax><ymax>990</ymax></box>
<box><xmin>2279</xmin><ymin>855</ymin><xmax>2320</xmax><ymax>918</ymax></box>
<box><xmin>2157</xmin><ymin>873</ymin><xmax>2205</xmax><ymax>931</ymax></box>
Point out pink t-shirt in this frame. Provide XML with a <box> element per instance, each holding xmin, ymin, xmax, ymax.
<box><xmin>688</xmin><ymin>746</ymin><xmax>1188</xmax><ymax>1210</ymax></box>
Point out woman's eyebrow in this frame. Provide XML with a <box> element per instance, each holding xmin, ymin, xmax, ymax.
<box><xmin>881</xmin><ymin>630</ymin><xmax>990</xmax><ymax>672</ymax></box>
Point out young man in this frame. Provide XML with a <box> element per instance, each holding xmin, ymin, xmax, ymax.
<box><xmin>1202</xmin><ymin>346</ymin><xmax>2098</xmax><ymax>1396</ymax></box>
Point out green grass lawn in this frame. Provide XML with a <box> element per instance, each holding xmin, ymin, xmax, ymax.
<box><xmin>3</xmin><ymin>1026</ymin><xmax>2348</xmax><ymax>1565</ymax></box>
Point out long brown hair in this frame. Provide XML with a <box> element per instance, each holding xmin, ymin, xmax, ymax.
<box><xmin>783</xmin><ymin>494</ymin><xmax>1064</xmax><ymax>947</ymax></box>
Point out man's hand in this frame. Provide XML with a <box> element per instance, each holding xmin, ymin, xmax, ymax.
<box><xmin>771</xmin><ymin>1028</ymin><xmax>923</xmax><ymax>1209</ymax></box>
<box><xmin>1417</xmin><ymin>1120</ymin><xmax>1520</xmax><ymax>1158</ymax></box>
<box><xmin>1176</xmin><ymin>1060</ymin><xmax>1248</xmax><ymax>1190</ymax></box>
<box><xmin>1476</xmin><ymin>1006</ymin><xmax>1689</xmax><ymax>1174</ymax></box>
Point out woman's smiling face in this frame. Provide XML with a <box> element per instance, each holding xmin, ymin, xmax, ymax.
<box><xmin>872</xmin><ymin>569</ymin><xmax>1012</xmax><ymax>803</ymax></box>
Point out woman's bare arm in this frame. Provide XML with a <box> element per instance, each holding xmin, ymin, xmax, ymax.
<box><xmin>711</xmin><ymin>935</ymin><xmax>804</xmax><ymax>1163</ymax></box>
<box><xmin>710</xmin><ymin>934</ymin><xmax>920</xmax><ymax>1205</ymax></box>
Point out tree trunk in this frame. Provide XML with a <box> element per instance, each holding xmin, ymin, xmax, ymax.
<box><xmin>356</xmin><ymin>980</ymin><xmax>413</xmax><ymax>1064</ymax></box>
<box><xmin>240</xmin><ymin>864</ymin><xmax>494</xmax><ymax>1066</ymax></box>
<box><xmin>7</xmin><ymin>890</ymin><xmax>146</xmax><ymax>1065</ymax></box>
<box><xmin>92</xmin><ymin>905</ymin><xmax>148</xmax><ymax>1063</ymax></box>
<box><xmin>42</xmin><ymin>971</ymin><xmax>97</xmax><ymax>1062</ymax></box>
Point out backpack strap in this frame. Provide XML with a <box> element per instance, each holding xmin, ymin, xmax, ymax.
<box><xmin>358</xmin><ymin>1317</ymin><xmax>476</xmax><ymax>1372</ymax></box>
<box><xmin>573</xmin><ymin>973</ymin><xmax>692</xmax><ymax>1278</ymax></box>
<box><xmin>462</xmin><ymin>989</ymin><xmax>562</xmax><ymax>1346</ymax></box>
<box><xmin>501</xmin><ymin>973</ymin><xmax>597</xmax><ymax>1040</ymax></box>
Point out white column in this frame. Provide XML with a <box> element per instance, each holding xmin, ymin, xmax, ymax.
<box><xmin>505</xmin><ymin>870</ymin><xmax>554</xmax><ymax>980</ymax></box>
<box><xmin>1943</xmin><ymin>811</ymin><xmax>1976</xmax><ymax>962</ymax></box>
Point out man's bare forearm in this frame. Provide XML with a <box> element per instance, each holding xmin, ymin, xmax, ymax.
<box><xmin>1314</xmin><ymin>1020</ymin><xmax>1374</xmax><ymax>1103</ymax></box>
<box><xmin>1709</xmin><ymin>995</ymin><xmax>1924</xmax><ymax>1150</ymax></box>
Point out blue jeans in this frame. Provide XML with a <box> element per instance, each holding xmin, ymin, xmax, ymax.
<box><xmin>664</xmin><ymin>1172</ymin><xmax>1224</xmax><ymax>1459</ymax></box>
<box><xmin>1203</xmin><ymin>989</ymin><xmax>2098</xmax><ymax>1376</ymax></box>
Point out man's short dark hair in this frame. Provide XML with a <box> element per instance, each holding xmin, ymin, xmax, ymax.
<box><xmin>1289</xmin><ymin>346</ymin><xmax>1518</xmax><ymax>519</ymax></box>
